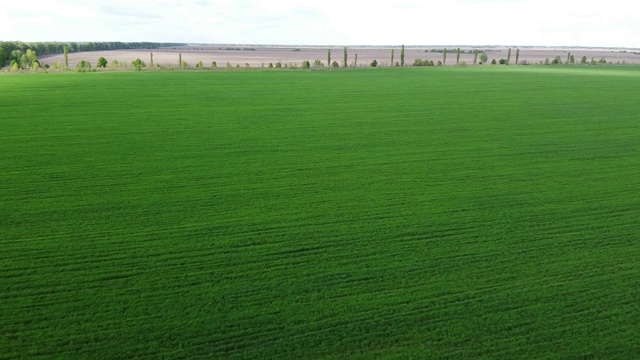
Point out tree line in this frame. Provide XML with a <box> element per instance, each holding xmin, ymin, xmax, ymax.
<box><xmin>0</xmin><ymin>41</ymin><xmax>186</xmax><ymax>66</ymax></box>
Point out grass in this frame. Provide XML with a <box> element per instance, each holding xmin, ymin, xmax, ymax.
<box><xmin>1</xmin><ymin>66</ymin><xmax>639</xmax><ymax>359</ymax></box>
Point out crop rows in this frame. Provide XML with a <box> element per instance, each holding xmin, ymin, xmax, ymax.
<box><xmin>1</xmin><ymin>67</ymin><xmax>639</xmax><ymax>358</ymax></box>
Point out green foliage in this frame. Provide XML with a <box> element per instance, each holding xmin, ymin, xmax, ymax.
<box><xmin>275</xmin><ymin>61</ymin><xmax>282</xmax><ymax>68</ymax></box>
<box><xmin>412</xmin><ymin>59</ymin><xmax>434</xmax><ymax>66</ymax></box>
<box><xmin>212</xmin><ymin>61</ymin><xmax>217</xmax><ymax>68</ymax></box>
<box><xmin>3</xmin><ymin>67</ymin><xmax>640</xmax><ymax>359</ymax></box>
<box><xmin>343</xmin><ymin>47</ymin><xmax>347</xmax><ymax>68</ymax></box>
<box><xmin>312</xmin><ymin>59</ymin><xmax>323</xmax><ymax>68</ymax></box>
<box><xmin>491</xmin><ymin>58</ymin><xmax>497</xmax><ymax>65</ymax></box>
<box><xmin>302</xmin><ymin>60</ymin><xmax>311</xmax><ymax>69</ymax></box>
<box><xmin>400</xmin><ymin>44</ymin><xmax>405</xmax><ymax>67</ymax></box>
<box><xmin>196</xmin><ymin>60</ymin><xmax>204</xmax><ymax>69</ymax></box>
<box><xmin>443</xmin><ymin>48</ymin><xmax>447</xmax><ymax>65</ymax></box>
<box><xmin>370</xmin><ymin>59</ymin><xmax>377</xmax><ymax>67</ymax></box>
<box><xmin>507</xmin><ymin>47</ymin><xmax>512</xmax><ymax>65</ymax></box>
<box><xmin>499</xmin><ymin>58</ymin><xmax>508</xmax><ymax>65</ymax></box>
<box><xmin>515</xmin><ymin>48</ymin><xmax>520</xmax><ymax>65</ymax></box>
<box><xmin>327</xmin><ymin>49</ymin><xmax>331</xmax><ymax>68</ymax></box>
<box><xmin>75</xmin><ymin>60</ymin><xmax>92</xmax><ymax>72</ymax></box>
<box><xmin>473</xmin><ymin>49</ymin><xmax>478</xmax><ymax>65</ymax></box>
<box><xmin>9</xmin><ymin>59</ymin><xmax>20</xmax><ymax>71</ymax></box>
<box><xmin>64</xmin><ymin>46</ymin><xmax>69</xmax><ymax>67</ymax></box>
<box><xmin>268</xmin><ymin>62</ymin><xmax>274</xmax><ymax>68</ymax></box>
<box><xmin>331</xmin><ymin>61</ymin><xmax>339</xmax><ymax>68</ymax></box>
<box><xmin>456</xmin><ymin>47</ymin><xmax>461</xmax><ymax>64</ymax></box>
<box><xmin>181</xmin><ymin>60</ymin><xmax>188</xmax><ymax>69</ymax></box>
<box><xmin>97</xmin><ymin>57</ymin><xmax>108</xmax><ymax>68</ymax></box>
<box><xmin>551</xmin><ymin>56</ymin><xmax>563</xmax><ymax>65</ymax></box>
<box><xmin>479</xmin><ymin>53</ymin><xmax>488</xmax><ymax>63</ymax></box>
<box><xmin>391</xmin><ymin>49</ymin><xmax>394</xmax><ymax>67</ymax></box>
<box><xmin>580</xmin><ymin>56</ymin><xmax>588</xmax><ymax>64</ymax></box>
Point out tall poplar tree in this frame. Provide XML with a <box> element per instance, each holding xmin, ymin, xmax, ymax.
<box><xmin>507</xmin><ymin>48</ymin><xmax>512</xmax><ymax>65</ymax></box>
<box><xmin>443</xmin><ymin>48</ymin><xmax>447</xmax><ymax>65</ymax></box>
<box><xmin>327</xmin><ymin>49</ymin><xmax>331</xmax><ymax>68</ymax></box>
<box><xmin>456</xmin><ymin>48</ymin><xmax>461</xmax><ymax>64</ymax></box>
<box><xmin>400</xmin><ymin>44</ymin><xmax>405</xmax><ymax>67</ymax></box>
<box><xmin>515</xmin><ymin>48</ymin><xmax>520</xmax><ymax>65</ymax></box>
<box><xmin>150</xmin><ymin>52</ymin><xmax>154</xmax><ymax>67</ymax></box>
<box><xmin>391</xmin><ymin>49</ymin><xmax>394</xmax><ymax>67</ymax></box>
<box><xmin>179</xmin><ymin>53</ymin><xmax>182</xmax><ymax>67</ymax></box>
<box><xmin>473</xmin><ymin>49</ymin><xmax>478</xmax><ymax>65</ymax></box>
<box><xmin>343</xmin><ymin>47</ymin><xmax>347</xmax><ymax>68</ymax></box>
<box><xmin>63</xmin><ymin>46</ymin><xmax>69</xmax><ymax>67</ymax></box>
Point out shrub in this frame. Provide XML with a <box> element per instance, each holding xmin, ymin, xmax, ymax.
<box><xmin>370</xmin><ymin>59</ymin><xmax>378</xmax><ymax>67</ymax></box>
<box><xmin>97</xmin><ymin>57</ymin><xmax>108</xmax><ymax>68</ymax></box>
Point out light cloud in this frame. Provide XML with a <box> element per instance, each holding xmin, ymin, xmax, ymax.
<box><xmin>1</xmin><ymin>0</ymin><xmax>638</xmax><ymax>48</ymax></box>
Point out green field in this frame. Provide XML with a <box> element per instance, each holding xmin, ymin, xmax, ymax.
<box><xmin>1</xmin><ymin>67</ymin><xmax>639</xmax><ymax>359</ymax></box>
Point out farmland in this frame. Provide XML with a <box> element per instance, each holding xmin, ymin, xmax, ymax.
<box><xmin>1</xmin><ymin>67</ymin><xmax>639</xmax><ymax>358</ymax></box>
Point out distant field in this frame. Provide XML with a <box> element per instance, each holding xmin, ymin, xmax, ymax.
<box><xmin>1</xmin><ymin>67</ymin><xmax>639</xmax><ymax>359</ymax></box>
<box><xmin>38</xmin><ymin>45</ymin><xmax>640</xmax><ymax>68</ymax></box>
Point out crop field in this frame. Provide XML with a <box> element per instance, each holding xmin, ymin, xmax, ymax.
<box><xmin>1</xmin><ymin>67</ymin><xmax>639</xmax><ymax>358</ymax></box>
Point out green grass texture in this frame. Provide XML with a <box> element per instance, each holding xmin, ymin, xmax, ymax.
<box><xmin>2</xmin><ymin>66</ymin><xmax>640</xmax><ymax>359</ymax></box>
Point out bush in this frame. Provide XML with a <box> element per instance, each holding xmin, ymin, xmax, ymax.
<box><xmin>302</xmin><ymin>60</ymin><xmax>311</xmax><ymax>69</ymax></box>
<box><xmin>331</xmin><ymin>61</ymin><xmax>339</xmax><ymax>68</ymax></box>
<box><xmin>370</xmin><ymin>59</ymin><xmax>378</xmax><ymax>67</ymax></box>
<box><xmin>97</xmin><ymin>57</ymin><xmax>108</xmax><ymax>68</ymax></box>
<box><xmin>76</xmin><ymin>60</ymin><xmax>92</xmax><ymax>72</ymax></box>
<box><xmin>491</xmin><ymin>59</ymin><xmax>497</xmax><ymax>65</ymax></box>
<box><xmin>212</xmin><ymin>61</ymin><xmax>217</xmax><ymax>68</ymax></box>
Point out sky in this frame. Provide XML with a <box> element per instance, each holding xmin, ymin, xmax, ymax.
<box><xmin>1</xmin><ymin>0</ymin><xmax>638</xmax><ymax>48</ymax></box>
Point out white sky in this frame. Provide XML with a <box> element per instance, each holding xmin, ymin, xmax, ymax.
<box><xmin>1</xmin><ymin>0</ymin><xmax>638</xmax><ymax>48</ymax></box>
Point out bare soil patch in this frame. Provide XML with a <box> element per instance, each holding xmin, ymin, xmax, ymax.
<box><xmin>39</xmin><ymin>45</ymin><xmax>640</xmax><ymax>68</ymax></box>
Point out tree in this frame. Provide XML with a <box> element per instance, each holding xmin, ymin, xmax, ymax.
<box><xmin>196</xmin><ymin>60</ymin><xmax>204</xmax><ymax>69</ymax></box>
<box><xmin>400</xmin><ymin>44</ymin><xmax>405</xmax><ymax>67</ymax></box>
<box><xmin>391</xmin><ymin>49</ymin><xmax>394</xmax><ymax>67</ymax></box>
<box><xmin>97</xmin><ymin>57</ymin><xmax>108</xmax><ymax>68</ymax></box>
<box><xmin>479</xmin><ymin>53</ymin><xmax>488</xmax><ymax>64</ymax></box>
<box><xmin>473</xmin><ymin>49</ymin><xmax>478</xmax><ymax>65</ymax></box>
<box><xmin>569</xmin><ymin>54</ymin><xmax>575</xmax><ymax>64</ymax></box>
<box><xmin>515</xmin><ymin>48</ymin><xmax>520</xmax><ymax>65</ymax></box>
<box><xmin>370</xmin><ymin>59</ymin><xmax>378</xmax><ymax>67</ymax></box>
<box><xmin>551</xmin><ymin>56</ymin><xmax>562</xmax><ymax>65</ymax></box>
<box><xmin>63</xmin><ymin>46</ymin><xmax>69</xmax><ymax>67</ymax></box>
<box><xmin>76</xmin><ymin>60</ymin><xmax>91</xmax><ymax>72</ymax></box>
<box><xmin>181</xmin><ymin>60</ymin><xmax>188</xmax><ymax>69</ymax></box>
<box><xmin>343</xmin><ymin>47</ymin><xmax>347</xmax><ymax>68</ymax></box>
<box><xmin>332</xmin><ymin>61</ymin><xmax>339</xmax><ymax>68</ymax></box>
<box><xmin>150</xmin><ymin>52</ymin><xmax>154</xmax><ymax>67</ymax></box>
<box><xmin>0</xmin><ymin>47</ymin><xmax>6</xmax><ymax>69</ymax></box>
<box><xmin>354</xmin><ymin>53</ymin><xmax>358</xmax><ymax>68</ymax></box>
<box><xmin>580</xmin><ymin>55</ymin><xmax>587</xmax><ymax>64</ymax></box>
<box><xmin>327</xmin><ymin>49</ymin><xmax>331</xmax><ymax>68</ymax></box>
<box><xmin>212</xmin><ymin>61</ymin><xmax>217</xmax><ymax>68</ymax></box>
<box><xmin>302</xmin><ymin>60</ymin><xmax>311</xmax><ymax>69</ymax></box>
<box><xmin>491</xmin><ymin>59</ymin><xmax>497</xmax><ymax>65</ymax></box>
<box><xmin>456</xmin><ymin>48</ymin><xmax>460</xmax><ymax>64</ymax></box>
<box><xmin>443</xmin><ymin>48</ymin><xmax>447</xmax><ymax>65</ymax></box>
